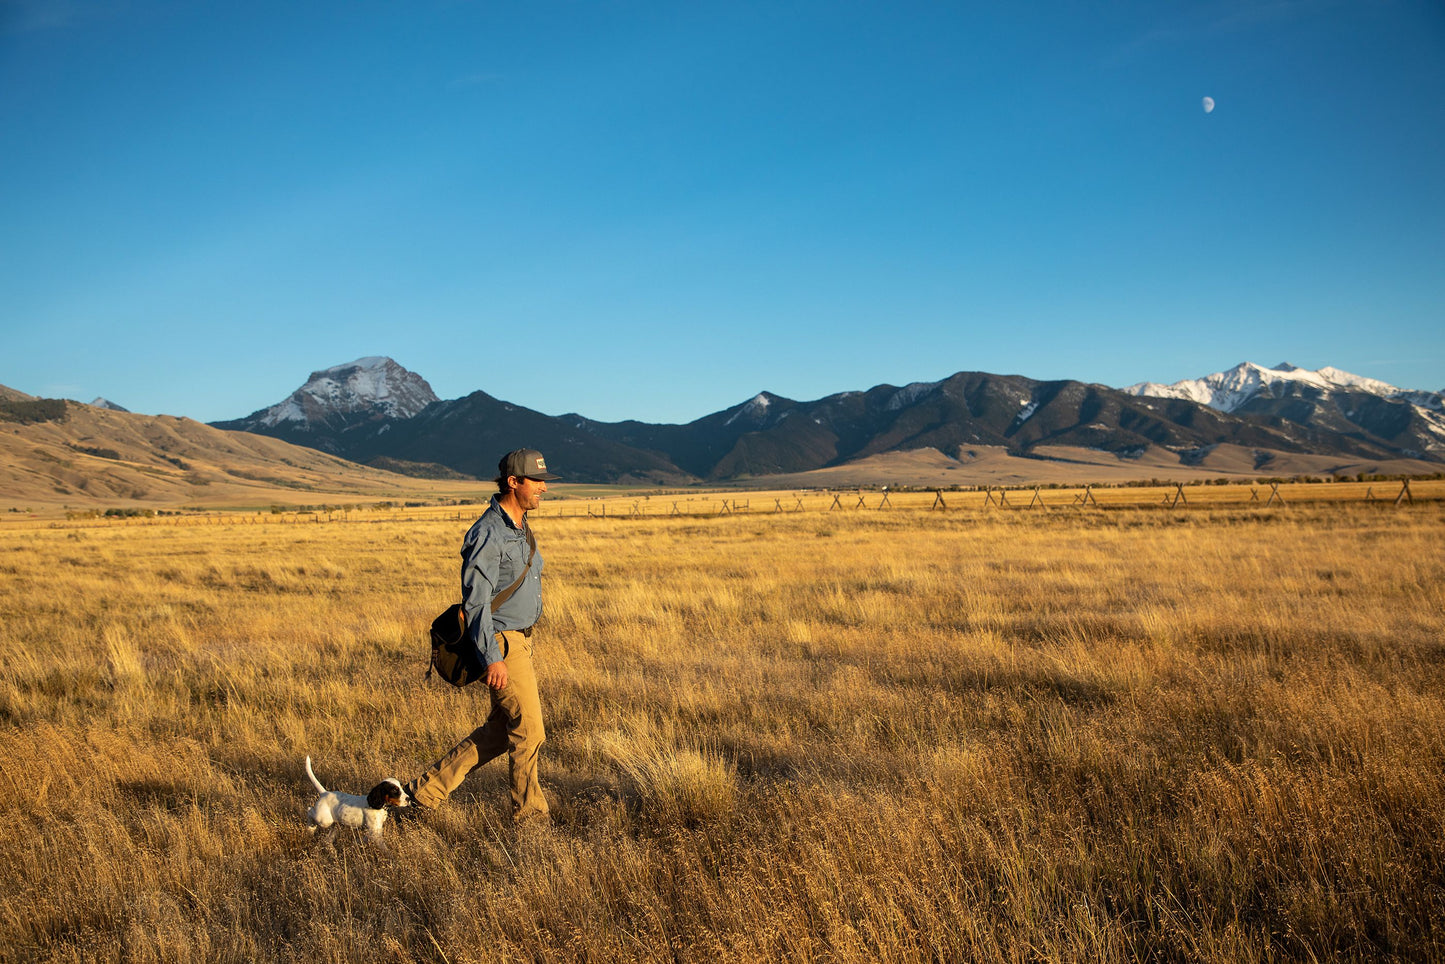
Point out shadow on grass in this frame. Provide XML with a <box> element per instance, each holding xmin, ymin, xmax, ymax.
<box><xmin>116</xmin><ymin>778</ymin><xmax>214</xmax><ymax>811</ymax></box>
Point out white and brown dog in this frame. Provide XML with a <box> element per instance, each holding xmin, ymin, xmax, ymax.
<box><xmin>304</xmin><ymin>756</ymin><xmax>409</xmax><ymax>847</ymax></box>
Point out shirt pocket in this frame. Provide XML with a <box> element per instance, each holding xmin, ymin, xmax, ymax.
<box><xmin>499</xmin><ymin>536</ymin><xmax>527</xmax><ymax>587</ymax></box>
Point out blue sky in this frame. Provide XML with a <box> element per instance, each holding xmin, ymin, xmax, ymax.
<box><xmin>2</xmin><ymin>0</ymin><xmax>1442</xmax><ymax>424</ymax></box>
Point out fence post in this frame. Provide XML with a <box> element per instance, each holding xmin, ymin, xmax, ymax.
<box><xmin>1395</xmin><ymin>479</ymin><xmax>1414</xmax><ymax>506</ymax></box>
<box><xmin>1029</xmin><ymin>486</ymin><xmax>1044</xmax><ymax>509</ymax></box>
<box><xmin>1265</xmin><ymin>482</ymin><xmax>1285</xmax><ymax>507</ymax></box>
<box><xmin>931</xmin><ymin>490</ymin><xmax>947</xmax><ymax>510</ymax></box>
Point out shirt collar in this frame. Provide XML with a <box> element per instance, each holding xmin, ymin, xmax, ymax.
<box><xmin>489</xmin><ymin>493</ymin><xmax>523</xmax><ymax>531</ymax></box>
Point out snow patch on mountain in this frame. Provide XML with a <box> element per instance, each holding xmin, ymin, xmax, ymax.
<box><xmin>253</xmin><ymin>357</ymin><xmax>439</xmax><ymax>429</ymax></box>
<box><xmin>1124</xmin><ymin>362</ymin><xmax>1415</xmax><ymax>413</ymax></box>
<box><xmin>89</xmin><ymin>398</ymin><xmax>130</xmax><ymax>412</ymax></box>
<box><xmin>1126</xmin><ymin>361</ymin><xmax>1445</xmax><ymax>452</ymax></box>
<box><xmin>1312</xmin><ymin>366</ymin><xmax>1403</xmax><ymax>396</ymax></box>
<box><xmin>726</xmin><ymin>393</ymin><xmax>773</xmax><ymax>426</ymax></box>
<box><xmin>1415</xmin><ymin>408</ymin><xmax>1445</xmax><ymax>452</ymax></box>
<box><xmin>886</xmin><ymin>380</ymin><xmax>941</xmax><ymax>411</ymax></box>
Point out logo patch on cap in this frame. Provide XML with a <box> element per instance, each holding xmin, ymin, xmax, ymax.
<box><xmin>535</xmin><ymin>458</ymin><xmax>547</xmax><ymax>471</ymax></box>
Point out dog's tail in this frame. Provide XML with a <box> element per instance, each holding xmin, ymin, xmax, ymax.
<box><xmin>304</xmin><ymin>755</ymin><xmax>326</xmax><ymax>794</ymax></box>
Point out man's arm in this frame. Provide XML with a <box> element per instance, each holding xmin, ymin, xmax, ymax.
<box><xmin>461</xmin><ymin>528</ymin><xmax>505</xmax><ymax>670</ymax></box>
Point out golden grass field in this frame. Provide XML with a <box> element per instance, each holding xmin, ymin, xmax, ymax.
<box><xmin>3</xmin><ymin>499</ymin><xmax>1443</xmax><ymax>962</ymax></box>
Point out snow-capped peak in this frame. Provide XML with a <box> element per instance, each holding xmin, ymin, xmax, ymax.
<box><xmin>253</xmin><ymin>357</ymin><xmax>439</xmax><ymax>429</ymax></box>
<box><xmin>1124</xmin><ymin>362</ymin><xmax>1409</xmax><ymax>413</ymax></box>
<box><xmin>1313</xmin><ymin>366</ymin><xmax>1402</xmax><ymax>396</ymax></box>
<box><xmin>725</xmin><ymin>392</ymin><xmax>774</xmax><ymax>426</ymax></box>
<box><xmin>321</xmin><ymin>356</ymin><xmax>391</xmax><ymax>374</ymax></box>
<box><xmin>89</xmin><ymin>397</ymin><xmax>130</xmax><ymax>412</ymax></box>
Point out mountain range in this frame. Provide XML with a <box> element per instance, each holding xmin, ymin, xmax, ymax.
<box><xmin>205</xmin><ymin>359</ymin><xmax>1445</xmax><ymax>483</ymax></box>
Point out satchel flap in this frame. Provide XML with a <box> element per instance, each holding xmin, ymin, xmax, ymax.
<box><xmin>430</xmin><ymin>603</ymin><xmax>466</xmax><ymax>645</ymax></box>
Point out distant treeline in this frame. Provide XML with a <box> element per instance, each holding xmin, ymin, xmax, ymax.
<box><xmin>0</xmin><ymin>398</ymin><xmax>67</xmax><ymax>424</ymax></box>
<box><xmin>68</xmin><ymin>443</ymin><xmax>122</xmax><ymax>461</ymax></box>
<box><xmin>367</xmin><ymin>456</ymin><xmax>479</xmax><ymax>480</ymax></box>
<box><xmin>65</xmin><ymin>507</ymin><xmax>176</xmax><ymax>519</ymax></box>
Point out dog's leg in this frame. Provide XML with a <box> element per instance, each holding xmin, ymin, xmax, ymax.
<box><xmin>364</xmin><ymin>814</ymin><xmax>389</xmax><ymax>852</ymax></box>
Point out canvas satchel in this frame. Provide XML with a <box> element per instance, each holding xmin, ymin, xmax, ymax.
<box><xmin>427</xmin><ymin>526</ymin><xmax>536</xmax><ymax>687</ymax></box>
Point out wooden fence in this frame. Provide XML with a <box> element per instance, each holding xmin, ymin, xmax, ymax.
<box><xmin>21</xmin><ymin>477</ymin><xmax>1443</xmax><ymax>530</ymax></box>
<box><xmin>539</xmin><ymin>477</ymin><xmax>1442</xmax><ymax>519</ymax></box>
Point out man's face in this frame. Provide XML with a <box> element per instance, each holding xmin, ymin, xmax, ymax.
<box><xmin>511</xmin><ymin>476</ymin><xmax>547</xmax><ymax>511</ymax></box>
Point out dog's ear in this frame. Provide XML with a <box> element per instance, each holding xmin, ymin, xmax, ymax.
<box><xmin>367</xmin><ymin>783</ymin><xmax>395</xmax><ymax>810</ymax></box>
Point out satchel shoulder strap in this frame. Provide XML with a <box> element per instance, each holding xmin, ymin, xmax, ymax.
<box><xmin>489</xmin><ymin>524</ymin><xmax>537</xmax><ymax>612</ymax></box>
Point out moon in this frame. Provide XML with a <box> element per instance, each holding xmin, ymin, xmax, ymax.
<box><xmin>1202</xmin><ymin>96</ymin><xmax>1215</xmax><ymax>114</ymax></box>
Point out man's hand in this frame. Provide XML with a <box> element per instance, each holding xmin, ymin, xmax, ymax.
<box><xmin>485</xmin><ymin>660</ymin><xmax>509</xmax><ymax>690</ymax></box>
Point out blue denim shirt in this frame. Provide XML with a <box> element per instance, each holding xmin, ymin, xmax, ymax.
<box><xmin>461</xmin><ymin>495</ymin><xmax>544</xmax><ymax>667</ymax></box>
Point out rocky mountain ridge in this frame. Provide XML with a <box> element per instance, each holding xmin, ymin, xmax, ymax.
<box><xmin>213</xmin><ymin>356</ymin><xmax>439</xmax><ymax>437</ymax></box>
<box><xmin>1126</xmin><ymin>362</ymin><xmax>1445</xmax><ymax>461</ymax></box>
<box><xmin>198</xmin><ymin>358</ymin><xmax>1445</xmax><ymax>482</ymax></box>
<box><xmin>1125</xmin><ymin>361</ymin><xmax>1438</xmax><ymax>411</ymax></box>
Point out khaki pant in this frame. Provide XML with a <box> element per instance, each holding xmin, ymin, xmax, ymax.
<box><xmin>407</xmin><ymin>629</ymin><xmax>549</xmax><ymax>821</ymax></box>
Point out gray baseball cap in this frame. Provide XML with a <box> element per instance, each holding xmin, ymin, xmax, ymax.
<box><xmin>496</xmin><ymin>448</ymin><xmax>561</xmax><ymax>482</ymax></box>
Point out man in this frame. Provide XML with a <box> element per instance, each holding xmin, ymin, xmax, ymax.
<box><xmin>404</xmin><ymin>448</ymin><xmax>560</xmax><ymax>823</ymax></box>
